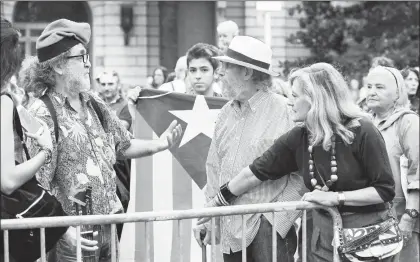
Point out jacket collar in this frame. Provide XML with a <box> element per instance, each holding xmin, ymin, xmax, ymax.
<box><xmin>374</xmin><ymin>108</ymin><xmax>418</xmax><ymax>131</ymax></box>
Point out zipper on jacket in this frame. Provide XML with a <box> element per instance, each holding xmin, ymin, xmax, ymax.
<box><xmin>16</xmin><ymin>190</ymin><xmax>45</xmax><ymax>219</ymax></box>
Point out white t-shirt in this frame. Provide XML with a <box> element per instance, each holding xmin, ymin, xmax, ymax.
<box><xmin>159</xmin><ymin>79</ymin><xmax>186</xmax><ymax>93</ymax></box>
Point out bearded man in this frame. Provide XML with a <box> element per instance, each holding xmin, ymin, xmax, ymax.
<box><xmin>27</xmin><ymin>19</ymin><xmax>182</xmax><ymax>261</ymax></box>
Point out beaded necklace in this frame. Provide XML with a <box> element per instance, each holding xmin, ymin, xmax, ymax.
<box><xmin>308</xmin><ymin>135</ymin><xmax>338</xmax><ymax>191</ymax></box>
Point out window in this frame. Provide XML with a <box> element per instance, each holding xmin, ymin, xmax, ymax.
<box><xmin>13</xmin><ymin>1</ymin><xmax>91</xmax><ymax>57</ymax></box>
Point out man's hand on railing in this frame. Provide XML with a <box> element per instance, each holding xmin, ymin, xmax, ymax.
<box><xmin>63</xmin><ymin>226</ymin><xmax>99</xmax><ymax>251</ymax></box>
<box><xmin>193</xmin><ymin>224</ymin><xmax>220</xmax><ymax>247</ymax></box>
<box><xmin>196</xmin><ymin>216</ymin><xmax>211</xmax><ymax>225</ymax></box>
<box><xmin>196</xmin><ymin>197</ymin><xmax>221</xmax><ymax>225</ymax></box>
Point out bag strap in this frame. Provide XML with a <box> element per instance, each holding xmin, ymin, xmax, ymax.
<box><xmin>40</xmin><ymin>94</ymin><xmax>106</xmax><ymax>143</ymax></box>
<box><xmin>2</xmin><ymin>94</ymin><xmax>31</xmax><ymax>160</ymax></box>
<box><xmin>40</xmin><ymin>95</ymin><xmax>59</xmax><ymax>143</ymax></box>
<box><xmin>89</xmin><ymin>97</ymin><xmax>105</xmax><ymax>129</ymax></box>
<box><xmin>340</xmin><ymin>218</ymin><xmax>396</xmax><ymax>253</ymax></box>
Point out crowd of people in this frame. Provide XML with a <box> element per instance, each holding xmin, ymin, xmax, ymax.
<box><xmin>1</xmin><ymin>15</ymin><xmax>419</xmax><ymax>262</ymax></box>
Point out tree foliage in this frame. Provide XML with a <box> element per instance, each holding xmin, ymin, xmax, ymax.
<box><xmin>280</xmin><ymin>1</ymin><xmax>419</xmax><ymax>81</ymax></box>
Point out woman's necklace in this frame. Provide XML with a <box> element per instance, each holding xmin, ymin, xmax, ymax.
<box><xmin>308</xmin><ymin>135</ymin><xmax>338</xmax><ymax>192</ymax></box>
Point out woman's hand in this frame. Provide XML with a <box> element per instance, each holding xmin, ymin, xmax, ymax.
<box><xmin>25</xmin><ymin>120</ymin><xmax>53</xmax><ymax>150</ymax></box>
<box><xmin>301</xmin><ymin>190</ymin><xmax>339</xmax><ymax>206</ymax></box>
<box><xmin>399</xmin><ymin>214</ymin><xmax>415</xmax><ymax>245</ymax></box>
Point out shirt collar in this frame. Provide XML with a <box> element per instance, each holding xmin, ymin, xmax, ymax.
<box><xmin>47</xmin><ymin>89</ymin><xmax>91</xmax><ymax>106</ymax></box>
<box><xmin>230</xmin><ymin>89</ymin><xmax>268</xmax><ymax>113</ymax></box>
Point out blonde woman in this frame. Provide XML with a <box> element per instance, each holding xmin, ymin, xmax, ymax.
<box><xmin>198</xmin><ymin>63</ymin><xmax>398</xmax><ymax>262</ymax></box>
<box><xmin>366</xmin><ymin>66</ymin><xmax>419</xmax><ymax>262</ymax></box>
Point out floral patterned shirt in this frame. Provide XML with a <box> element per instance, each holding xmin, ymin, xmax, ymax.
<box><xmin>28</xmin><ymin>90</ymin><xmax>133</xmax><ymax>216</ymax></box>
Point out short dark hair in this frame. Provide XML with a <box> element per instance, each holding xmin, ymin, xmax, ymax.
<box><xmin>1</xmin><ymin>18</ymin><xmax>21</xmax><ymax>91</ymax></box>
<box><xmin>186</xmin><ymin>43</ymin><xmax>222</xmax><ymax>71</ymax></box>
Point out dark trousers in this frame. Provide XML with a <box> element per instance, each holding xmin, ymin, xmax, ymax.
<box><xmin>223</xmin><ymin>215</ymin><xmax>297</xmax><ymax>262</ymax></box>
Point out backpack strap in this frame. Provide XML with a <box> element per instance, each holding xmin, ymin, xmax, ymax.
<box><xmin>2</xmin><ymin>94</ymin><xmax>31</xmax><ymax>160</ymax></box>
<box><xmin>39</xmin><ymin>94</ymin><xmax>106</xmax><ymax>143</ymax></box>
<box><xmin>89</xmin><ymin>96</ymin><xmax>105</xmax><ymax>129</ymax></box>
<box><xmin>40</xmin><ymin>95</ymin><xmax>59</xmax><ymax>143</ymax></box>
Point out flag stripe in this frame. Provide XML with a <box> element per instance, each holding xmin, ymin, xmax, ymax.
<box><xmin>153</xmin><ymin>134</ymin><xmax>173</xmax><ymax>262</ymax></box>
<box><xmin>134</xmin><ymin>111</ymin><xmax>155</xmax><ymax>261</ymax></box>
<box><xmin>171</xmin><ymin>159</ymin><xmax>192</xmax><ymax>262</ymax></box>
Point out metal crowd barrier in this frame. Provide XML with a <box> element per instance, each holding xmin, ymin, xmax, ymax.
<box><xmin>1</xmin><ymin>201</ymin><xmax>343</xmax><ymax>262</ymax></box>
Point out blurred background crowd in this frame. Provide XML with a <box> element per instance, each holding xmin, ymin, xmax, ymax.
<box><xmin>1</xmin><ymin>1</ymin><xmax>418</xmax><ymax>113</ymax></box>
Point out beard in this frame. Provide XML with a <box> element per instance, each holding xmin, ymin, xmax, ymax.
<box><xmin>64</xmin><ymin>73</ymin><xmax>90</xmax><ymax>97</ymax></box>
<box><xmin>221</xmin><ymin>80</ymin><xmax>242</xmax><ymax>100</ymax></box>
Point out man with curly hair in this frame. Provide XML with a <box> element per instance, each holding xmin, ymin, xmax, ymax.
<box><xmin>26</xmin><ymin>19</ymin><xmax>182</xmax><ymax>261</ymax></box>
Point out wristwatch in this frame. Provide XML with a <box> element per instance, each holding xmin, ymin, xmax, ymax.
<box><xmin>404</xmin><ymin>209</ymin><xmax>419</xmax><ymax>219</ymax></box>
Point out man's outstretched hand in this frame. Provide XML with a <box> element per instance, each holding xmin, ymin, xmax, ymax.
<box><xmin>159</xmin><ymin>120</ymin><xmax>183</xmax><ymax>150</ymax></box>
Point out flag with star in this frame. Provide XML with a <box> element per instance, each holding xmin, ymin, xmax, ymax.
<box><xmin>129</xmin><ymin>88</ymin><xmax>227</xmax><ymax>262</ymax></box>
<box><xmin>136</xmin><ymin>88</ymin><xmax>228</xmax><ymax>189</ymax></box>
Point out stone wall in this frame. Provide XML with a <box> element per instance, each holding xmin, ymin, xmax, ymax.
<box><xmin>3</xmin><ymin>1</ymin><xmax>311</xmax><ymax>84</ymax></box>
<box><xmin>92</xmin><ymin>1</ymin><xmax>148</xmax><ymax>87</ymax></box>
<box><xmin>3</xmin><ymin>1</ymin><xmax>149</xmax><ymax>87</ymax></box>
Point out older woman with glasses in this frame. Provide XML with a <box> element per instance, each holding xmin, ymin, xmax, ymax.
<box><xmin>198</xmin><ymin>63</ymin><xmax>399</xmax><ymax>262</ymax></box>
<box><xmin>366</xmin><ymin>66</ymin><xmax>419</xmax><ymax>262</ymax></box>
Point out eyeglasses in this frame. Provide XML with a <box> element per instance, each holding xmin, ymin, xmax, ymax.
<box><xmin>66</xmin><ymin>54</ymin><xmax>90</xmax><ymax>64</ymax></box>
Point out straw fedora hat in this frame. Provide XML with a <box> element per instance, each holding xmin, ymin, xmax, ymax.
<box><xmin>214</xmin><ymin>35</ymin><xmax>279</xmax><ymax>76</ymax></box>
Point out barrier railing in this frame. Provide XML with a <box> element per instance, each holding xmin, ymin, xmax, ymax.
<box><xmin>1</xmin><ymin>201</ymin><xmax>343</xmax><ymax>262</ymax></box>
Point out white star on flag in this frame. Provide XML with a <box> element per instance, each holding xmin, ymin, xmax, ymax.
<box><xmin>169</xmin><ymin>95</ymin><xmax>220</xmax><ymax>147</ymax></box>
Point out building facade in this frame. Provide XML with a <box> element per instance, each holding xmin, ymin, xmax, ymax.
<box><xmin>1</xmin><ymin>1</ymin><xmax>310</xmax><ymax>87</ymax></box>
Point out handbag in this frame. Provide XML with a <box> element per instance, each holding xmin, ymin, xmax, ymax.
<box><xmin>338</xmin><ymin>217</ymin><xmax>403</xmax><ymax>261</ymax></box>
<box><xmin>0</xmin><ymin>94</ymin><xmax>68</xmax><ymax>262</ymax></box>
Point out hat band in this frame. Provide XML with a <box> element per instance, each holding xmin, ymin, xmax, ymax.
<box><xmin>37</xmin><ymin>37</ymin><xmax>80</xmax><ymax>62</ymax></box>
<box><xmin>226</xmin><ymin>48</ymin><xmax>270</xmax><ymax>70</ymax></box>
